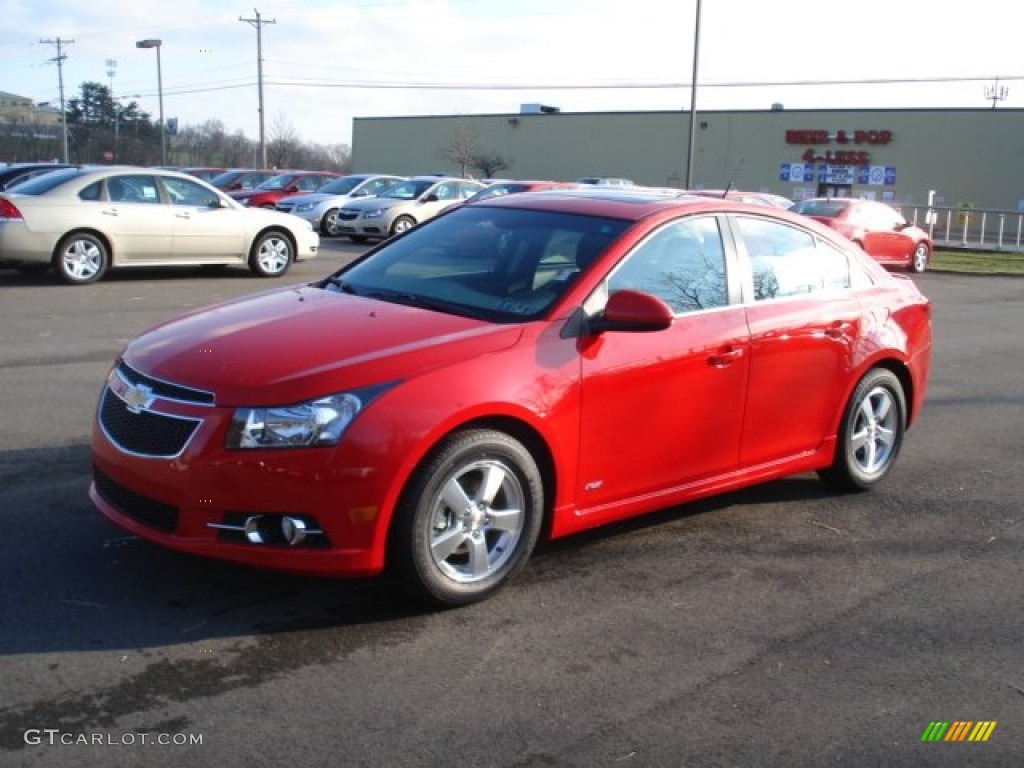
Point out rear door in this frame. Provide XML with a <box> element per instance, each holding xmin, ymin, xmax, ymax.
<box><xmin>730</xmin><ymin>214</ymin><xmax>864</xmax><ymax>466</ymax></box>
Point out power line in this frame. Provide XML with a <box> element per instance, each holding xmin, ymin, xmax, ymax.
<box><xmin>239</xmin><ymin>9</ymin><xmax>276</xmax><ymax>168</ymax></box>
<box><xmin>39</xmin><ymin>37</ymin><xmax>75</xmax><ymax>162</ymax></box>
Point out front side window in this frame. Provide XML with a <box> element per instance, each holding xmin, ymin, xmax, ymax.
<box><xmin>607</xmin><ymin>216</ymin><xmax>728</xmax><ymax>314</ymax></box>
<box><xmin>736</xmin><ymin>216</ymin><xmax>850</xmax><ymax>301</ymax></box>
<box><xmin>162</xmin><ymin>176</ymin><xmax>220</xmax><ymax>206</ymax></box>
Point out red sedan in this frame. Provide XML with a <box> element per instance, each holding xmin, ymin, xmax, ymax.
<box><xmin>789</xmin><ymin>197</ymin><xmax>932</xmax><ymax>272</ymax></box>
<box><xmin>91</xmin><ymin>188</ymin><xmax>932</xmax><ymax>607</ymax></box>
<box><xmin>229</xmin><ymin>171</ymin><xmax>339</xmax><ymax>208</ymax></box>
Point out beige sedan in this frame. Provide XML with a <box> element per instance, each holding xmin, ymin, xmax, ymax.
<box><xmin>0</xmin><ymin>166</ymin><xmax>319</xmax><ymax>284</ymax></box>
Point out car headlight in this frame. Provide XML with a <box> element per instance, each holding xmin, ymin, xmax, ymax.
<box><xmin>362</xmin><ymin>208</ymin><xmax>385</xmax><ymax>219</ymax></box>
<box><xmin>295</xmin><ymin>202</ymin><xmax>315</xmax><ymax>212</ymax></box>
<box><xmin>226</xmin><ymin>385</ymin><xmax>391</xmax><ymax>449</ymax></box>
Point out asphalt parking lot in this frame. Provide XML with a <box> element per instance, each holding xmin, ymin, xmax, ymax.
<box><xmin>0</xmin><ymin>246</ymin><xmax>1021</xmax><ymax>767</ymax></box>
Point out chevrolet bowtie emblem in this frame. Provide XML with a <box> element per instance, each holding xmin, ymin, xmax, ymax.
<box><xmin>121</xmin><ymin>381</ymin><xmax>156</xmax><ymax>413</ymax></box>
<box><xmin>109</xmin><ymin>369</ymin><xmax>157</xmax><ymax>414</ymax></box>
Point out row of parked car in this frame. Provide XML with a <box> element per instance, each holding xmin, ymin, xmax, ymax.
<box><xmin>0</xmin><ymin>161</ymin><xmax>932</xmax><ymax>285</ymax></box>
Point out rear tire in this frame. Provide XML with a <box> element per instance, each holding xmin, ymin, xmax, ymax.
<box><xmin>818</xmin><ymin>368</ymin><xmax>906</xmax><ymax>491</ymax></box>
<box><xmin>911</xmin><ymin>243</ymin><xmax>929</xmax><ymax>273</ymax></box>
<box><xmin>53</xmin><ymin>232</ymin><xmax>109</xmax><ymax>285</ymax></box>
<box><xmin>389</xmin><ymin>429</ymin><xmax>544</xmax><ymax>608</ymax></box>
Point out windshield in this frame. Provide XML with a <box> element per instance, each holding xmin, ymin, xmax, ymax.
<box><xmin>316</xmin><ymin>176</ymin><xmax>364</xmax><ymax>195</ymax></box>
<box><xmin>322</xmin><ymin>205</ymin><xmax>629</xmax><ymax>322</ymax></box>
<box><xmin>257</xmin><ymin>174</ymin><xmax>299</xmax><ymax>190</ymax></box>
<box><xmin>381</xmin><ymin>179</ymin><xmax>436</xmax><ymax>200</ymax></box>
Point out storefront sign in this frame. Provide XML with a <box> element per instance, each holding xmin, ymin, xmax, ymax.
<box><xmin>786</xmin><ymin>129</ymin><xmax>893</xmax><ymax>167</ymax></box>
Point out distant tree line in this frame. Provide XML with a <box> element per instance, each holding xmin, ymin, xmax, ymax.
<box><xmin>0</xmin><ymin>81</ymin><xmax>350</xmax><ymax>172</ymax></box>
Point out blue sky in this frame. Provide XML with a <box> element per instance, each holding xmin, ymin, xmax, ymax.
<box><xmin>2</xmin><ymin>0</ymin><xmax>1019</xmax><ymax>147</ymax></box>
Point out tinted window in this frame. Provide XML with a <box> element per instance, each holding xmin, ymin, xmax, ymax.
<box><xmin>608</xmin><ymin>216</ymin><xmax>728</xmax><ymax>314</ymax></box>
<box><xmin>7</xmin><ymin>168</ymin><xmax>84</xmax><ymax>195</ymax></box>
<box><xmin>331</xmin><ymin>206</ymin><xmax>630</xmax><ymax>322</ymax></box>
<box><xmin>78</xmin><ymin>181</ymin><xmax>102</xmax><ymax>201</ymax></box>
<box><xmin>736</xmin><ymin>216</ymin><xmax>850</xmax><ymax>300</ymax></box>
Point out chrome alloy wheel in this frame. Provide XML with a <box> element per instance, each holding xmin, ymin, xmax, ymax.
<box><xmin>428</xmin><ymin>459</ymin><xmax>525</xmax><ymax>584</ymax></box>
<box><xmin>849</xmin><ymin>385</ymin><xmax>899</xmax><ymax>476</ymax></box>
<box><xmin>254</xmin><ymin>234</ymin><xmax>292</xmax><ymax>275</ymax></box>
<box><xmin>61</xmin><ymin>238</ymin><xmax>104</xmax><ymax>281</ymax></box>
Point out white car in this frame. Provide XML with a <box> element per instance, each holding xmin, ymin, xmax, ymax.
<box><xmin>0</xmin><ymin>166</ymin><xmax>319</xmax><ymax>284</ymax></box>
<box><xmin>275</xmin><ymin>173</ymin><xmax>405</xmax><ymax>236</ymax></box>
<box><xmin>334</xmin><ymin>176</ymin><xmax>485</xmax><ymax>242</ymax></box>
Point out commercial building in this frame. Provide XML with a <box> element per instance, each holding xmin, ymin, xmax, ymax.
<box><xmin>351</xmin><ymin>107</ymin><xmax>1024</xmax><ymax>212</ymax></box>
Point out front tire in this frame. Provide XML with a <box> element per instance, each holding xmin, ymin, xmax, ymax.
<box><xmin>248</xmin><ymin>230</ymin><xmax>293</xmax><ymax>277</ymax></box>
<box><xmin>320</xmin><ymin>208</ymin><xmax>340</xmax><ymax>236</ymax></box>
<box><xmin>389</xmin><ymin>429</ymin><xmax>544</xmax><ymax>608</ymax></box>
<box><xmin>53</xmin><ymin>232</ymin><xmax>109</xmax><ymax>285</ymax></box>
<box><xmin>390</xmin><ymin>215</ymin><xmax>416</xmax><ymax>237</ymax></box>
<box><xmin>818</xmin><ymin>368</ymin><xmax>906</xmax><ymax>491</ymax></box>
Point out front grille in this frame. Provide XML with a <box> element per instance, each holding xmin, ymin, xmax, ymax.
<box><xmin>100</xmin><ymin>390</ymin><xmax>201</xmax><ymax>458</ymax></box>
<box><xmin>94</xmin><ymin>468</ymin><xmax>179</xmax><ymax>533</ymax></box>
<box><xmin>337</xmin><ymin>211</ymin><xmax>359</xmax><ymax>221</ymax></box>
<box><xmin>116</xmin><ymin>361</ymin><xmax>214</xmax><ymax>405</ymax></box>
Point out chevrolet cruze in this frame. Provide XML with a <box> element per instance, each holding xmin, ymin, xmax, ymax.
<box><xmin>91</xmin><ymin>187</ymin><xmax>932</xmax><ymax>607</ymax></box>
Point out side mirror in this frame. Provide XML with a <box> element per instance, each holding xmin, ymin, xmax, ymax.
<box><xmin>589</xmin><ymin>289</ymin><xmax>673</xmax><ymax>333</ymax></box>
<box><xmin>422</xmin><ymin>193</ymin><xmax>439</xmax><ymax>203</ymax></box>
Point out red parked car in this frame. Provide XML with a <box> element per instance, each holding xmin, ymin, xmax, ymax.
<box><xmin>229</xmin><ymin>171</ymin><xmax>340</xmax><ymax>208</ymax></box>
<box><xmin>90</xmin><ymin>188</ymin><xmax>932</xmax><ymax>607</ymax></box>
<box><xmin>789</xmin><ymin>197</ymin><xmax>932</xmax><ymax>272</ymax></box>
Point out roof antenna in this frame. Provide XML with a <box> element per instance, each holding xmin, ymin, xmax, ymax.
<box><xmin>722</xmin><ymin>158</ymin><xmax>745</xmax><ymax>197</ymax></box>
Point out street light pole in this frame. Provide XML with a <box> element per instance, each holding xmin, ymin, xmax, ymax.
<box><xmin>684</xmin><ymin>0</ymin><xmax>702</xmax><ymax>189</ymax></box>
<box><xmin>135</xmin><ymin>38</ymin><xmax>166</xmax><ymax>165</ymax></box>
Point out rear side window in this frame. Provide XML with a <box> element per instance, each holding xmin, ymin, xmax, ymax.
<box><xmin>736</xmin><ymin>216</ymin><xmax>850</xmax><ymax>301</ymax></box>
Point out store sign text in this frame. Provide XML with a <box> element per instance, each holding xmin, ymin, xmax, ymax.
<box><xmin>786</xmin><ymin>129</ymin><xmax>893</xmax><ymax>167</ymax></box>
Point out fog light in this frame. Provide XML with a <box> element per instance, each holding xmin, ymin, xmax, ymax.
<box><xmin>281</xmin><ymin>516</ymin><xmax>307</xmax><ymax>546</ymax></box>
<box><xmin>244</xmin><ymin>515</ymin><xmax>266</xmax><ymax>543</ymax></box>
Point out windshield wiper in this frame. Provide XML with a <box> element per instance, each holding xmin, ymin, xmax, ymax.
<box><xmin>362</xmin><ymin>289</ymin><xmax>490</xmax><ymax>320</ymax></box>
<box><xmin>323</xmin><ymin>276</ymin><xmax>358</xmax><ymax>294</ymax></box>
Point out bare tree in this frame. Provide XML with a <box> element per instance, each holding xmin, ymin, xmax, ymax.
<box><xmin>471</xmin><ymin>151</ymin><xmax>511</xmax><ymax>179</ymax></box>
<box><xmin>439</xmin><ymin>119</ymin><xmax>478</xmax><ymax>177</ymax></box>
<box><xmin>267</xmin><ymin>112</ymin><xmax>300</xmax><ymax>169</ymax></box>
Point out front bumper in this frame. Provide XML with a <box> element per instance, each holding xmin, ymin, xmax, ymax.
<box><xmin>89</xmin><ymin>365</ymin><xmax>391</xmax><ymax>577</ymax></box>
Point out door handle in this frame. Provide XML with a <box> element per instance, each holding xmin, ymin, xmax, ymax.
<box><xmin>707</xmin><ymin>346</ymin><xmax>744</xmax><ymax>367</ymax></box>
<box><xmin>101</xmin><ymin>208</ymin><xmax>118</xmax><ymax>216</ymax></box>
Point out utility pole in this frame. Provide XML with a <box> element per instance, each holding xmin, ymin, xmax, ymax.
<box><xmin>684</xmin><ymin>0</ymin><xmax>701</xmax><ymax>189</ymax></box>
<box><xmin>40</xmin><ymin>37</ymin><xmax>75</xmax><ymax>163</ymax></box>
<box><xmin>106</xmin><ymin>58</ymin><xmax>118</xmax><ymax>161</ymax></box>
<box><xmin>240</xmin><ymin>8</ymin><xmax>276</xmax><ymax>168</ymax></box>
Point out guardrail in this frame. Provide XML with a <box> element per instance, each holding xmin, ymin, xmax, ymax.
<box><xmin>904</xmin><ymin>206</ymin><xmax>1024</xmax><ymax>252</ymax></box>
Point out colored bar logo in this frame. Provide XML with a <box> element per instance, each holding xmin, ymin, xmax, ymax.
<box><xmin>921</xmin><ymin>721</ymin><xmax>997</xmax><ymax>742</ymax></box>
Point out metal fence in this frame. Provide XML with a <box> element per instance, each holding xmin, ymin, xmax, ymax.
<box><xmin>903</xmin><ymin>205</ymin><xmax>1024</xmax><ymax>253</ymax></box>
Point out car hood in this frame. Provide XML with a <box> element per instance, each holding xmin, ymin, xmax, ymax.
<box><xmin>122</xmin><ymin>285</ymin><xmax>522</xmax><ymax>406</ymax></box>
<box><xmin>342</xmin><ymin>196</ymin><xmax>410</xmax><ymax>211</ymax></box>
<box><xmin>279</xmin><ymin>192</ymin><xmax>341</xmax><ymax>205</ymax></box>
